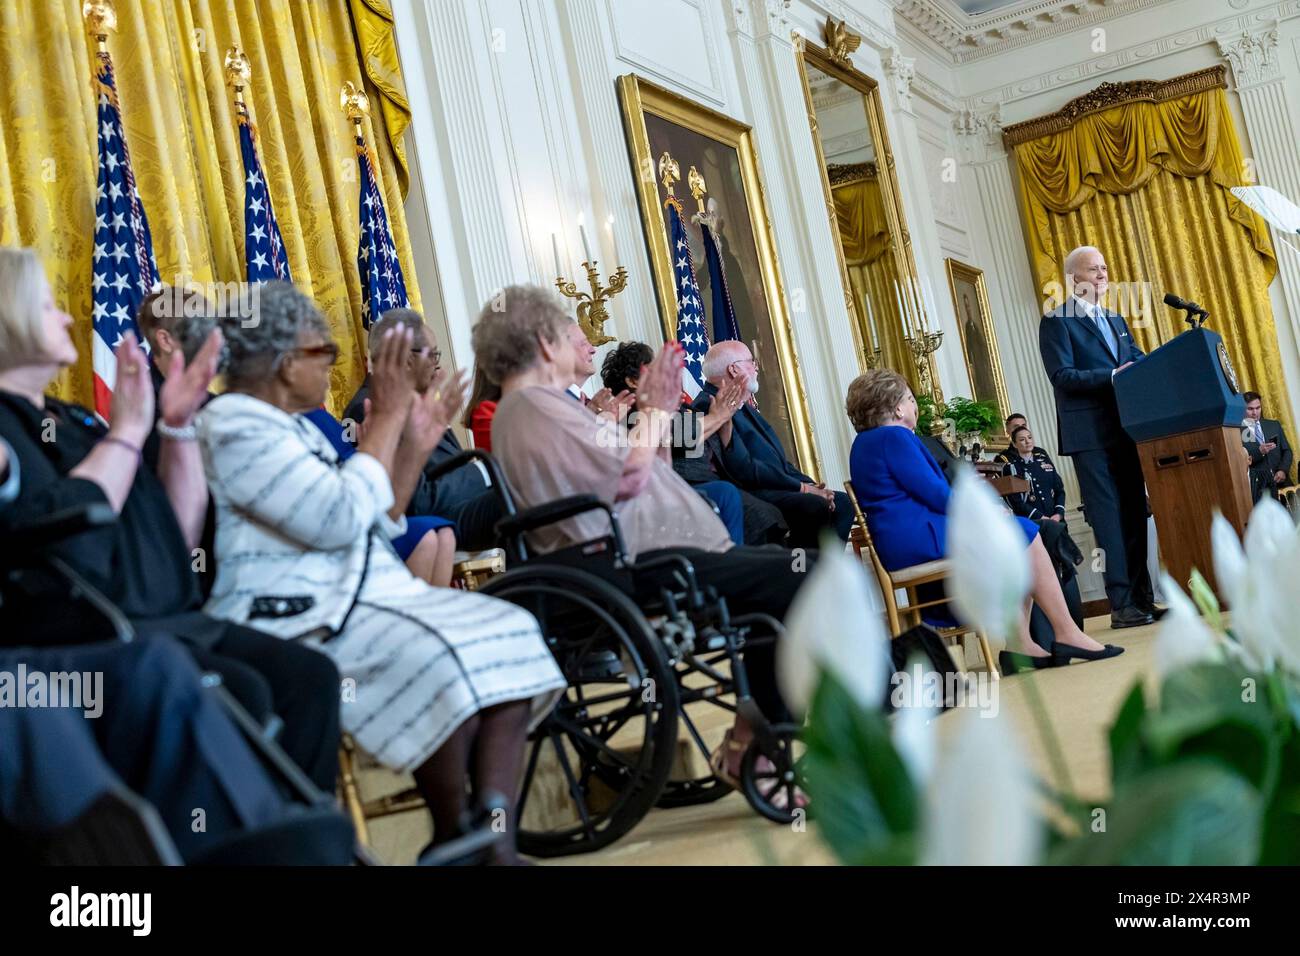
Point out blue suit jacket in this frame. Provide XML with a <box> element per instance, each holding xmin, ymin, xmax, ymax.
<box><xmin>1038</xmin><ymin>298</ymin><xmax>1144</xmax><ymax>455</ymax></box>
<box><xmin>692</xmin><ymin>382</ymin><xmax>810</xmax><ymax>493</ymax></box>
<box><xmin>849</xmin><ymin>425</ymin><xmax>1037</xmax><ymax>571</ymax></box>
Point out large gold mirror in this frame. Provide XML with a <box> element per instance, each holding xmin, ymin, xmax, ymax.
<box><xmin>795</xmin><ymin>23</ymin><xmax>937</xmax><ymax>395</ymax></box>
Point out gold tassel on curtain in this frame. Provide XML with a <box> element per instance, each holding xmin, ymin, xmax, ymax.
<box><xmin>830</xmin><ymin>165</ymin><xmax>916</xmax><ymax>390</ymax></box>
<box><xmin>1007</xmin><ymin>67</ymin><xmax>1294</xmax><ymax>446</ymax></box>
<box><xmin>0</xmin><ymin>0</ymin><xmax>419</xmax><ymax>414</ymax></box>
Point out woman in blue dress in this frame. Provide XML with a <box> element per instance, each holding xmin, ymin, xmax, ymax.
<box><xmin>846</xmin><ymin>369</ymin><xmax>1122</xmax><ymax>671</ymax></box>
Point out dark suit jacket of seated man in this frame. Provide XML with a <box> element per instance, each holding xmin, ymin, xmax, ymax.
<box><xmin>691</xmin><ymin>344</ymin><xmax>853</xmax><ymax>548</ymax></box>
<box><xmin>1038</xmin><ymin>245</ymin><xmax>1155</xmax><ymax>627</ymax></box>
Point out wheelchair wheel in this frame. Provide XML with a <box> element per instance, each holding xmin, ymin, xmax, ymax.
<box><xmin>739</xmin><ymin>723</ymin><xmax>807</xmax><ymax>825</ymax></box>
<box><xmin>482</xmin><ymin>564</ymin><xmax>679</xmax><ymax>857</ymax></box>
<box><xmin>655</xmin><ymin>673</ymin><xmax>734</xmax><ymax>808</ymax></box>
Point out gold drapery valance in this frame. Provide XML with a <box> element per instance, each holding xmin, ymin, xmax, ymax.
<box><xmin>1010</xmin><ymin>71</ymin><xmax>1292</xmax><ymax>446</ymax></box>
<box><xmin>0</xmin><ymin>0</ymin><xmax>418</xmax><ymax>413</ymax></box>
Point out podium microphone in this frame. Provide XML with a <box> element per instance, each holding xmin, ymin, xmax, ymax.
<box><xmin>1163</xmin><ymin>292</ymin><xmax>1210</xmax><ymax>328</ymax></box>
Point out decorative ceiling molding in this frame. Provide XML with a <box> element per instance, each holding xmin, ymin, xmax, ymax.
<box><xmin>1000</xmin><ymin>64</ymin><xmax>1226</xmax><ymax>145</ymax></box>
<box><xmin>960</xmin><ymin>0</ymin><xmax>1300</xmax><ymax>111</ymax></box>
<box><xmin>891</xmin><ymin>0</ymin><xmax>1181</xmax><ymax>64</ymax></box>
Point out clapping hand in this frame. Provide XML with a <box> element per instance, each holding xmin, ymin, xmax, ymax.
<box><xmin>108</xmin><ymin>333</ymin><xmax>155</xmax><ymax>444</ymax></box>
<box><xmin>635</xmin><ymin>342</ymin><xmax>685</xmax><ymax>413</ymax></box>
<box><xmin>712</xmin><ymin>375</ymin><xmax>747</xmax><ymax>421</ymax></box>
<box><xmin>159</xmin><ymin>327</ymin><xmax>223</xmax><ymax>428</ymax></box>
<box><xmin>405</xmin><ymin>366</ymin><xmax>470</xmax><ymax>452</ymax></box>
<box><xmin>367</xmin><ymin>326</ymin><xmax>416</xmax><ymax>421</ymax></box>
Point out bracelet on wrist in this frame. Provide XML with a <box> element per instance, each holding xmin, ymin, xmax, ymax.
<box><xmin>102</xmin><ymin>435</ymin><xmax>143</xmax><ymax>457</ymax></box>
<box><xmin>155</xmin><ymin>420</ymin><xmax>198</xmax><ymax>442</ymax></box>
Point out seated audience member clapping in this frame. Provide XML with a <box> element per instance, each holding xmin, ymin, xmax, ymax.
<box><xmin>343</xmin><ymin>308</ymin><xmax>503</xmax><ymax>552</ymax></box>
<box><xmin>198</xmin><ymin>282</ymin><xmax>565</xmax><ymax>864</ymax></box>
<box><xmin>598</xmin><ymin>340</ymin><xmax>778</xmax><ymax>547</ymax></box>
<box><xmin>693</xmin><ymin>340</ymin><xmax>854</xmax><ymax>547</ymax></box>
<box><xmin>0</xmin><ymin>247</ymin><xmax>341</xmax><ymax>791</ymax></box>
<box><xmin>845</xmin><ymin>369</ymin><xmax>1121</xmax><ymax>671</ymax></box>
<box><xmin>472</xmin><ymin>285</ymin><xmax>814</xmax><ymax>787</ymax></box>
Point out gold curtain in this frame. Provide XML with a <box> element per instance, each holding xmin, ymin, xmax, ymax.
<box><xmin>1012</xmin><ymin>81</ymin><xmax>1293</xmax><ymax>443</ymax></box>
<box><xmin>0</xmin><ymin>0</ymin><xmax>418</xmax><ymax>414</ymax></box>
<box><xmin>832</xmin><ymin>175</ymin><xmax>914</xmax><ymax>389</ymax></box>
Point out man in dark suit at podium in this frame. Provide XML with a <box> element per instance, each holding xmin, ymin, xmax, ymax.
<box><xmin>1039</xmin><ymin>246</ymin><xmax>1162</xmax><ymax>628</ymax></box>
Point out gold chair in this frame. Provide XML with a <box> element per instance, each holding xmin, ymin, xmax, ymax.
<box><xmin>337</xmin><ymin>549</ymin><xmax>510</xmax><ymax>846</ymax></box>
<box><xmin>843</xmin><ymin>481</ymin><xmax>998</xmax><ymax>679</ymax></box>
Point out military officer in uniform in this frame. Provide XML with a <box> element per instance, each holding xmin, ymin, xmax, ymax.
<box><xmin>1002</xmin><ymin>425</ymin><xmax>1084</xmax><ymax>628</ymax></box>
<box><xmin>993</xmin><ymin>413</ymin><xmax>1050</xmax><ymax>468</ymax></box>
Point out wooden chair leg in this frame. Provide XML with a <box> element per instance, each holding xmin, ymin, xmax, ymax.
<box><xmin>338</xmin><ymin>734</ymin><xmax>371</xmax><ymax>846</ymax></box>
<box><xmin>977</xmin><ymin>632</ymin><xmax>1000</xmax><ymax>680</ymax></box>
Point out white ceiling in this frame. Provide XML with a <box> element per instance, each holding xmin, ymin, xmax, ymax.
<box><xmin>951</xmin><ymin>0</ymin><xmax>1026</xmax><ymax>11</ymax></box>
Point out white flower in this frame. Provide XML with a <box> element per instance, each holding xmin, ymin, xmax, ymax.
<box><xmin>946</xmin><ymin>469</ymin><xmax>1030</xmax><ymax>645</ymax></box>
<box><xmin>890</xmin><ymin>679</ymin><xmax>937</xmax><ymax>788</ymax></box>
<box><xmin>1154</xmin><ymin>573</ymin><xmax>1220</xmax><ymax>679</ymax></box>
<box><xmin>920</xmin><ymin>708</ymin><xmax>1041</xmax><ymax>865</ymax></box>
<box><xmin>776</xmin><ymin>540</ymin><xmax>892</xmax><ymax>717</ymax></box>
<box><xmin>1215</xmin><ymin>499</ymin><xmax>1300</xmax><ymax>674</ymax></box>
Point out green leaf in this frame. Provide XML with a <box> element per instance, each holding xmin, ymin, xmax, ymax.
<box><xmin>803</xmin><ymin>672</ymin><xmax>919</xmax><ymax>865</ymax></box>
<box><xmin>1149</xmin><ymin>663</ymin><xmax>1279</xmax><ymax>789</ymax></box>
<box><xmin>1107</xmin><ymin>680</ymin><xmax>1149</xmax><ymax>785</ymax></box>
<box><xmin>1049</xmin><ymin>761</ymin><xmax>1262</xmax><ymax>865</ymax></box>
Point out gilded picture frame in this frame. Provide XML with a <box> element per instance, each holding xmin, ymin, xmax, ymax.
<box><xmin>945</xmin><ymin>257</ymin><xmax>1011</xmax><ymax>427</ymax></box>
<box><xmin>617</xmin><ymin>72</ymin><xmax>819</xmax><ymax>478</ymax></box>
<box><xmin>792</xmin><ymin>32</ymin><xmax>933</xmax><ymax>386</ymax></box>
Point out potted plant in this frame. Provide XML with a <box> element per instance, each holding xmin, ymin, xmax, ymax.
<box><xmin>942</xmin><ymin>396</ymin><xmax>1001</xmax><ymax>457</ymax></box>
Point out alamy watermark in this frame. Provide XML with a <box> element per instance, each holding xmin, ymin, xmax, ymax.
<box><xmin>0</xmin><ymin>664</ymin><xmax>103</xmax><ymax>718</ymax></box>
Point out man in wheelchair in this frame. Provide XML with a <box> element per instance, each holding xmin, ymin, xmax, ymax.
<box><xmin>473</xmin><ymin>286</ymin><xmax>816</xmax><ymax>796</ymax></box>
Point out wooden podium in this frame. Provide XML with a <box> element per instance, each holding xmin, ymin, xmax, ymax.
<box><xmin>1114</xmin><ymin>328</ymin><xmax>1252</xmax><ymax>599</ymax></box>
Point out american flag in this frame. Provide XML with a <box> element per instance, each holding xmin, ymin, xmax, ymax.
<box><xmin>699</xmin><ymin>222</ymin><xmax>741</xmax><ymax>343</ymax></box>
<box><xmin>666</xmin><ymin>198</ymin><xmax>710</xmax><ymax>396</ymax></box>
<box><xmin>355</xmin><ymin>132</ymin><xmax>407</xmax><ymax>326</ymax></box>
<box><xmin>238</xmin><ymin>110</ymin><xmax>291</xmax><ymax>282</ymax></box>
<box><xmin>90</xmin><ymin>54</ymin><xmax>159</xmax><ymax>418</ymax></box>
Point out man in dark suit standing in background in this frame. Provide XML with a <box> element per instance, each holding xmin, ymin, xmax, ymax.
<box><xmin>1038</xmin><ymin>245</ymin><xmax>1162</xmax><ymax>628</ymax></box>
<box><xmin>1241</xmin><ymin>391</ymin><xmax>1293</xmax><ymax>502</ymax></box>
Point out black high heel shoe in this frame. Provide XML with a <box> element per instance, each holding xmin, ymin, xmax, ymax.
<box><xmin>998</xmin><ymin>650</ymin><xmax>1056</xmax><ymax>676</ymax></box>
<box><xmin>1052</xmin><ymin>642</ymin><xmax>1124</xmax><ymax>664</ymax></box>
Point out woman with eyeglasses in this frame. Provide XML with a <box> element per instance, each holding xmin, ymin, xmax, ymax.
<box><xmin>197</xmin><ymin>281</ymin><xmax>565</xmax><ymax>864</ymax></box>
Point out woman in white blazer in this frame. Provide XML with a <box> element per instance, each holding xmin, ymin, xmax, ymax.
<box><xmin>197</xmin><ymin>282</ymin><xmax>564</xmax><ymax>865</ymax></box>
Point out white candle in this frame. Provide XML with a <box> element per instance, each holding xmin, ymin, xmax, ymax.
<box><xmin>895</xmin><ymin>280</ymin><xmax>911</xmax><ymax>338</ymax></box>
<box><xmin>606</xmin><ymin>214</ymin><xmax>619</xmax><ymax>267</ymax></box>
<box><xmin>864</xmin><ymin>294</ymin><xmax>879</xmax><ymax>351</ymax></box>
<box><xmin>579</xmin><ymin>223</ymin><xmax>593</xmax><ymax>264</ymax></box>
<box><xmin>551</xmin><ymin>233</ymin><xmax>562</xmax><ymax>278</ymax></box>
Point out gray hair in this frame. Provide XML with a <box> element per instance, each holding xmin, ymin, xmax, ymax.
<box><xmin>220</xmin><ymin>281</ymin><xmax>330</xmax><ymax>387</ymax></box>
<box><xmin>0</xmin><ymin>247</ymin><xmax>46</xmax><ymax>370</ymax></box>
<box><xmin>701</xmin><ymin>340</ymin><xmax>748</xmax><ymax>381</ymax></box>
<box><xmin>368</xmin><ymin>307</ymin><xmax>428</xmax><ymax>356</ymax></box>
<box><xmin>470</xmin><ymin>284</ymin><xmax>570</xmax><ymax>384</ymax></box>
<box><xmin>173</xmin><ymin>311</ymin><xmax>219</xmax><ymax>365</ymax></box>
<box><xmin>1063</xmin><ymin>245</ymin><xmax>1102</xmax><ymax>281</ymax></box>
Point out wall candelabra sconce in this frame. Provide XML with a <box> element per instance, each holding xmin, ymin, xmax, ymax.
<box><xmin>552</xmin><ymin>225</ymin><xmax>626</xmax><ymax>347</ymax></box>
<box><xmin>907</xmin><ymin>328</ymin><xmax>944</xmax><ymax>404</ymax></box>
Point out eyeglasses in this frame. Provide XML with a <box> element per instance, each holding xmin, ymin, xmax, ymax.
<box><xmin>291</xmin><ymin>342</ymin><xmax>340</xmax><ymax>364</ymax></box>
<box><xmin>410</xmin><ymin>347</ymin><xmax>442</xmax><ymax>365</ymax></box>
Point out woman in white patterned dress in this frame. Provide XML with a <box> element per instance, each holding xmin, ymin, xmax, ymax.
<box><xmin>197</xmin><ymin>282</ymin><xmax>564</xmax><ymax>864</ymax></box>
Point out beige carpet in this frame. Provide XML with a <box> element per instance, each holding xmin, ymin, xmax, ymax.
<box><xmin>359</xmin><ymin>614</ymin><xmax>1159</xmax><ymax>865</ymax></box>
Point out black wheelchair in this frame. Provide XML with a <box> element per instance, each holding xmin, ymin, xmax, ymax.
<box><xmin>435</xmin><ymin>449</ymin><xmax>808</xmax><ymax>856</ymax></box>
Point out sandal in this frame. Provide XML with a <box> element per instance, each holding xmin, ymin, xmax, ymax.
<box><xmin>708</xmin><ymin>729</ymin><xmax>747</xmax><ymax>791</ymax></box>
